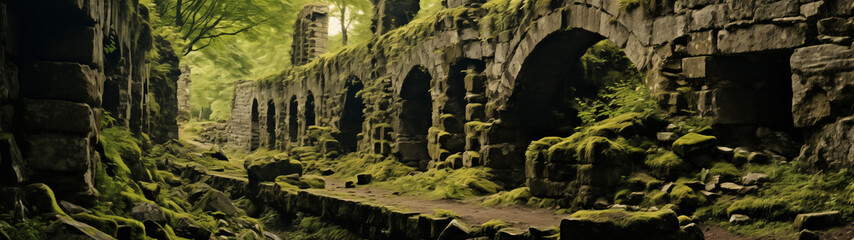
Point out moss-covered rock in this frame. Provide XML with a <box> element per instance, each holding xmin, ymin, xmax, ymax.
<box><xmin>71</xmin><ymin>213</ymin><xmax>119</xmax><ymax>237</ymax></box>
<box><xmin>645</xmin><ymin>150</ymin><xmax>686</xmax><ymax>179</ymax></box>
<box><xmin>561</xmin><ymin>209</ymin><xmax>682</xmax><ymax>240</ymax></box>
<box><xmin>671</xmin><ymin>133</ymin><xmax>716</xmax><ymax>157</ymax></box>
<box><xmin>22</xmin><ymin>183</ymin><xmax>66</xmax><ymax>217</ymax></box>
<box><xmin>246</xmin><ymin>156</ymin><xmax>303</xmax><ymax>183</ymax></box>
<box><xmin>668</xmin><ymin>184</ymin><xmax>705</xmax><ymax>213</ymax></box>
<box><xmin>192</xmin><ymin>189</ymin><xmax>241</xmax><ymax>216</ymax></box>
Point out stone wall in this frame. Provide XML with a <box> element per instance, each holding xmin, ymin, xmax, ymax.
<box><xmin>228</xmin><ymin>0</ymin><xmax>854</xmax><ymax>178</ymax></box>
<box><xmin>0</xmin><ymin>0</ymin><xmax>178</xmax><ymax>205</ymax></box>
<box><xmin>291</xmin><ymin>4</ymin><xmax>329</xmax><ymax>66</ymax></box>
<box><xmin>177</xmin><ymin>64</ymin><xmax>192</xmax><ymax>120</ymax></box>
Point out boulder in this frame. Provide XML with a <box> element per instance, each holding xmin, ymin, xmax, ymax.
<box><xmin>356</xmin><ymin>174</ymin><xmax>373</xmax><ymax>185</ymax></box>
<box><xmin>60</xmin><ymin>200</ymin><xmax>92</xmax><ymax>215</ymax></box>
<box><xmin>41</xmin><ymin>215</ymin><xmax>114</xmax><ymax>240</ymax></box>
<box><xmin>671</xmin><ymin>133</ymin><xmax>717</xmax><ymax>157</ymax></box>
<box><xmin>192</xmin><ymin>189</ymin><xmax>240</xmax><ymax>216</ymax></box>
<box><xmin>437</xmin><ymin>219</ymin><xmax>471</xmax><ymax>240</ymax></box>
<box><xmin>23</xmin><ymin>183</ymin><xmax>66</xmax><ymax>217</ymax></box>
<box><xmin>130</xmin><ymin>202</ymin><xmax>166</xmax><ymax>223</ymax></box>
<box><xmin>747</xmin><ymin>152</ymin><xmax>769</xmax><ymax>164</ymax></box>
<box><xmin>246</xmin><ymin>156</ymin><xmax>303</xmax><ymax>183</ymax></box>
<box><xmin>320</xmin><ymin>168</ymin><xmax>335</xmax><ymax>176</ymax></box>
<box><xmin>793</xmin><ymin>211</ymin><xmax>841</xmax><ymax>230</ymax></box>
<box><xmin>738</xmin><ymin>186</ymin><xmax>758</xmax><ymax>195</ymax></box>
<box><xmin>741</xmin><ymin>173</ymin><xmax>769</xmax><ymax>186</ymax></box>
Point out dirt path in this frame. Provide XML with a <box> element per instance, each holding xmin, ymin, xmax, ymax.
<box><xmin>320</xmin><ymin>176</ymin><xmax>568</xmax><ymax>230</ymax></box>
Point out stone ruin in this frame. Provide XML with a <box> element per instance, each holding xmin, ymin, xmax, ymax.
<box><xmin>291</xmin><ymin>4</ymin><xmax>329</xmax><ymax>66</ymax></box>
<box><xmin>228</xmin><ymin>0</ymin><xmax>854</xmax><ymax>187</ymax></box>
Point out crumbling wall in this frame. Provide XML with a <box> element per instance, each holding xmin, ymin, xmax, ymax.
<box><xmin>0</xmin><ymin>0</ymin><xmax>177</xmax><ymax>205</ymax></box>
<box><xmin>228</xmin><ymin>0</ymin><xmax>853</xmax><ymax>175</ymax></box>
<box><xmin>177</xmin><ymin>65</ymin><xmax>192</xmax><ymax>120</ymax></box>
<box><xmin>291</xmin><ymin>4</ymin><xmax>329</xmax><ymax>66</ymax></box>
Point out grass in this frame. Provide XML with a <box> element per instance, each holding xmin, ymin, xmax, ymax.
<box><xmin>377</xmin><ymin>167</ymin><xmax>502</xmax><ymax>199</ymax></box>
<box><xmin>431</xmin><ymin>209</ymin><xmax>461</xmax><ymax>219</ymax></box>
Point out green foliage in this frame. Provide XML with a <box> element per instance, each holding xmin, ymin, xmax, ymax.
<box><xmin>569</xmin><ymin>209</ymin><xmax>677</xmax><ymax>228</ymax></box>
<box><xmin>576</xmin><ymin>41</ymin><xmax>656</xmax><ymax>129</ymax></box>
<box><xmin>2</xmin><ymin>217</ymin><xmax>49</xmax><ymax>239</ymax></box>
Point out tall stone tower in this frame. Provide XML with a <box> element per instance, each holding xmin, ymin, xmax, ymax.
<box><xmin>291</xmin><ymin>4</ymin><xmax>329</xmax><ymax>66</ymax></box>
<box><xmin>371</xmin><ymin>0</ymin><xmax>420</xmax><ymax>35</ymax></box>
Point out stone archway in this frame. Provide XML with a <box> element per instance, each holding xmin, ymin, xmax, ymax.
<box><xmin>289</xmin><ymin>96</ymin><xmax>299</xmax><ymax>142</ymax></box>
<box><xmin>340</xmin><ymin>77</ymin><xmax>365</xmax><ymax>153</ymax></box>
<box><xmin>395</xmin><ymin>65</ymin><xmax>433</xmax><ymax>169</ymax></box>
<box><xmin>266</xmin><ymin>100</ymin><xmax>276</xmax><ymax>149</ymax></box>
<box><xmin>250</xmin><ymin>99</ymin><xmax>260</xmax><ymax>151</ymax></box>
<box><xmin>305</xmin><ymin>92</ymin><xmax>317</xmax><ymax>129</ymax></box>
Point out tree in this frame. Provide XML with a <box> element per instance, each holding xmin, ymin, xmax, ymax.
<box><xmin>152</xmin><ymin>0</ymin><xmax>281</xmax><ymax>55</ymax></box>
<box><xmin>327</xmin><ymin>0</ymin><xmax>371</xmax><ymax>46</ymax></box>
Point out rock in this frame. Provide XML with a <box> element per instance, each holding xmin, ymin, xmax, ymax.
<box><xmin>438</xmin><ymin>219</ymin><xmax>471</xmax><ymax>240</ymax></box>
<box><xmin>798</xmin><ymin>229</ymin><xmax>820</xmax><ymax>240</ymax></box>
<box><xmin>356</xmin><ymin>174</ymin><xmax>372</xmax><ymax>185</ymax></box>
<box><xmin>60</xmin><ymin>200</ymin><xmax>92</xmax><ymax>215</ymax></box>
<box><xmin>741</xmin><ymin>173</ymin><xmax>769</xmax><ymax>186</ymax></box>
<box><xmin>246</xmin><ymin>156</ymin><xmax>303</xmax><ymax>183</ymax></box>
<box><xmin>679</xmin><ymin>223</ymin><xmax>705</xmax><ymax>240</ymax></box>
<box><xmin>700</xmin><ymin>190</ymin><xmax>721</xmax><ymax>199</ymax></box>
<box><xmin>41</xmin><ymin>215</ymin><xmax>114</xmax><ymax>240</ymax></box>
<box><xmin>263</xmin><ymin>231</ymin><xmax>282</xmax><ymax>240</ymax></box>
<box><xmin>20</xmin><ymin>98</ymin><xmax>96</xmax><ymax>134</ymax></box>
<box><xmin>718</xmin><ymin>23</ymin><xmax>808</xmax><ymax>54</ymax></box>
<box><xmin>747</xmin><ymin>152</ymin><xmax>769</xmax><ymax>164</ymax></box>
<box><xmin>495</xmin><ymin>227</ymin><xmax>527</xmax><ymax>240</ymax></box>
<box><xmin>139</xmin><ymin>181</ymin><xmax>160</xmax><ymax>200</ymax></box>
<box><xmin>561</xmin><ymin>209</ymin><xmax>681</xmax><ymax>239</ymax></box>
<box><xmin>130</xmin><ymin>202</ymin><xmax>166</xmax><ymax>223</ymax></box>
<box><xmin>320</xmin><ymin>168</ymin><xmax>335</xmax><ymax>176</ymax></box>
<box><xmin>656</xmin><ymin>132</ymin><xmax>677</xmax><ymax>142</ymax></box>
<box><xmin>345</xmin><ymin>181</ymin><xmax>355</xmax><ymax>188</ymax></box>
<box><xmin>794</xmin><ymin>211</ymin><xmax>842</xmax><ymax>230</ymax></box>
<box><xmin>672</xmin><ymin>133</ymin><xmax>717</xmax><ymax>157</ymax></box>
<box><xmin>173</xmin><ymin>217</ymin><xmax>212</xmax><ymax>240</ymax></box>
<box><xmin>203</xmin><ymin>147</ymin><xmax>228</xmax><ymax>161</ymax></box>
<box><xmin>684</xmin><ymin>181</ymin><xmax>706</xmax><ymax>190</ymax></box>
<box><xmin>628</xmin><ymin>192</ymin><xmax>644</xmax><ymax>205</ymax></box>
<box><xmin>215</xmin><ymin>227</ymin><xmax>235</xmax><ymax>237</ymax></box>
<box><xmin>716</xmin><ymin>146</ymin><xmax>734</xmax><ymax>158</ymax></box>
<box><xmin>23</xmin><ymin>183</ymin><xmax>66</xmax><ymax>217</ymax></box>
<box><xmin>719</xmin><ymin>182</ymin><xmax>744</xmax><ymax>193</ymax></box>
<box><xmin>192</xmin><ymin>189</ymin><xmax>240</xmax><ymax>216</ymax></box>
<box><xmin>528</xmin><ymin>226</ymin><xmax>558</xmax><ymax>239</ymax></box>
<box><xmin>729</xmin><ymin>214</ymin><xmax>751</xmax><ymax>224</ymax></box>
<box><xmin>738</xmin><ymin>185</ymin><xmax>759</xmax><ymax>195</ymax></box>
<box><xmin>661</xmin><ymin>182</ymin><xmax>675</xmax><ymax>193</ymax></box>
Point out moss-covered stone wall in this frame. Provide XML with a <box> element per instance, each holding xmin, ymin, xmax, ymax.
<box><xmin>228</xmin><ymin>0</ymin><xmax>854</xmax><ymax>173</ymax></box>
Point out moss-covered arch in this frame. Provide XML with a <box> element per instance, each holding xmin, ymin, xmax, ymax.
<box><xmin>339</xmin><ymin>76</ymin><xmax>366</xmax><ymax>153</ymax></box>
<box><xmin>394</xmin><ymin>65</ymin><xmax>434</xmax><ymax>169</ymax></box>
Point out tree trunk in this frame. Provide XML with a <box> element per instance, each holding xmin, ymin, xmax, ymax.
<box><xmin>175</xmin><ymin>0</ymin><xmax>183</xmax><ymax>26</ymax></box>
<box><xmin>340</xmin><ymin>6</ymin><xmax>348</xmax><ymax>46</ymax></box>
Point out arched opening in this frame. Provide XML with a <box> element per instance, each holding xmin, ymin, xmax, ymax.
<box><xmin>506</xmin><ymin>30</ymin><xmax>606</xmax><ymax>144</ymax></box>
<box><xmin>395</xmin><ymin>65</ymin><xmax>433</xmax><ymax>168</ymax></box>
<box><xmin>289</xmin><ymin>96</ymin><xmax>299</xmax><ymax>141</ymax></box>
<box><xmin>250</xmin><ymin>99</ymin><xmax>260</xmax><ymax>151</ymax></box>
<box><xmin>305</xmin><ymin>92</ymin><xmax>317</xmax><ymax>129</ymax></box>
<box><xmin>266</xmin><ymin>100</ymin><xmax>276</xmax><ymax>148</ymax></box>
<box><xmin>340</xmin><ymin>78</ymin><xmax>365</xmax><ymax>153</ymax></box>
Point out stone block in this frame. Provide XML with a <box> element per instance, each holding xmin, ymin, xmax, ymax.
<box><xmin>793</xmin><ymin>211</ymin><xmax>841</xmax><ymax>230</ymax></box>
<box><xmin>481</xmin><ymin>144</ymin><xmax>521</xmax><ymax>169</ymax></box>
<box><xmin>689</xmin><ymin>4</ymin><xmax>727</xmax><ymax>31</ymax></box>
<box><xmin>21</xmin><ymin>99</ymin><xmax>95</xmax><ymax>134</ymax></box>
<box><xmin>464</xmin><ymin>74</ymin><xmax>486</xmax><ymax>93</ymax></box>
<box><xmin>465</xmin><ymin>103</ymin><xmax>485</xmax><ymax>121</ymax></box>
<box><xmin>23</xmin><ymin>134</ymin><xmax>90</xmax><ymax>172</ymax></box>
<box><xmin>790</xmin><ymin>44</ymin><xmax>854</xmax><ymax>127</ymax></box>
<box><xmin>0</xmin><ymin>133</ymin><xmax>24</xmax><ymax>183</ymax></box>
<box><xmin>20</xmin><ymin>61</ymin><xmax>104</xmax><ymax>106</ymax></box>
<box><xmin>682</xmin><ymin>0</ymin><xmax>716</xmax><ymax>9</ymax></box>
<box><xmin>687</xmin><ymin>30</ymin><xmax>716</xmax><ymax>55</ymax></box>
<box><xmin>682</xmin><ymin>56</ymin><xmax>713</xmax><ymax>79</ymax></box>
<box><xmin>753</xmin><ymin>0</ymin><xmax>799</xmax><ymax>21</ymax></box>
<box><xmin>717</xmin><ymin>23</ymin><xmax>808</xmax><ymax>54</ymax></box>
<box><xmin>462</xmin><ymin>151</ymin><xmax>480</xmax><ymax>167</ymax></box>
<box><xmin>653</xmin><ymin>15</ymin><xmax>686</xmax><ymax>44</ymax></box>
<box><xmin>726</xmin><ymin>0</ymin><xmax>753</xmax><ymax>20</ymax></box>
<box><xmin>25</xmin><ymin>26</ymin><xmax>103</xmax><ymax>68</ymax></box>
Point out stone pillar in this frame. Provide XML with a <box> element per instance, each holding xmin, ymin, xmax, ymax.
<box><xmin>291</xmin><ymin>4</ymin><xmax>328</xmax><ymax>66</ymax></box>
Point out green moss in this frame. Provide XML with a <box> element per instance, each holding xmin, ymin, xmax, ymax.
<box><xmin>642</xmin><ymin>190</ymin><xmax>670</xmax><ymax>206</ymax></box>
<box><xmin>671</xmin><ymin>133</ymin><xmax>716</xmax><ymax>156</ymax></box>
<box><xmin>377</xmin><ymin>167</ymin><xmax>502</xmax><ymax>199</ymax></box>
<box><xmin>72</xmin><ymin>213</ymin><xmax>119</xmax><ymax>237</ymax></box>
<box><xmin>274</xmin><ymin>175</ymin><xmax>325</xmax><ymax>191</ymax></box>
<box><xmin>669</xmin><ymin>184</ymin><xmax>705</xmax><ymax>212</ymax></box>
<box><xmin>628</xmin><ymin>173</ymin><xmax>663</xmax><ymax>191</ymax></box>
<box><xmin>726</xmin><ymin>197</ymin><xmax>793</xmax><ymax>220</ymax></box>
<box><xmin>99</xmin><ymin>215</ymin><xmax>146</xmax><ymax>240</ymax></box>
<box><xmin>645</xmin><ymin>150</ymin><xmax>686</xmax><ymax>179</ymax></box>
<box><xmin>431</xmin><ymin>209</ymin><xmax>460</xmax><ymax>219</ymax></box>
<box><xmin>708</xmin><ymin>162</ymin><xmax>740</xmax><ymax>180</ymax></box>
<box><xmin>483</xmin><ymin>187</ymin><xmax>533</xmax><ymax>206</ymax></box>
<box><xmin>472</xmin><ymin>219</ymin><xmax>510</xmax><ymax>236</ymax></box>
<box><xmin>677</xmin><ymin>215</ymin><xmax>692</xmax><ymax>226</ymax></box>
<box><xmin>614</xmin><ymin>188</ymin><xmax>632</xmax><ymax>204</ymax></box>
<box><xmin>569</xmin><ymin>209</ymin><xmax>677</xmax><ymax>228</ymax></box>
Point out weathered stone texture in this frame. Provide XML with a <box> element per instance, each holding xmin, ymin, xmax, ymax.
<box><xmin>291</xmin><ymin>5</ymin><xmax>329</xmax><ymax>66</ymax></box>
